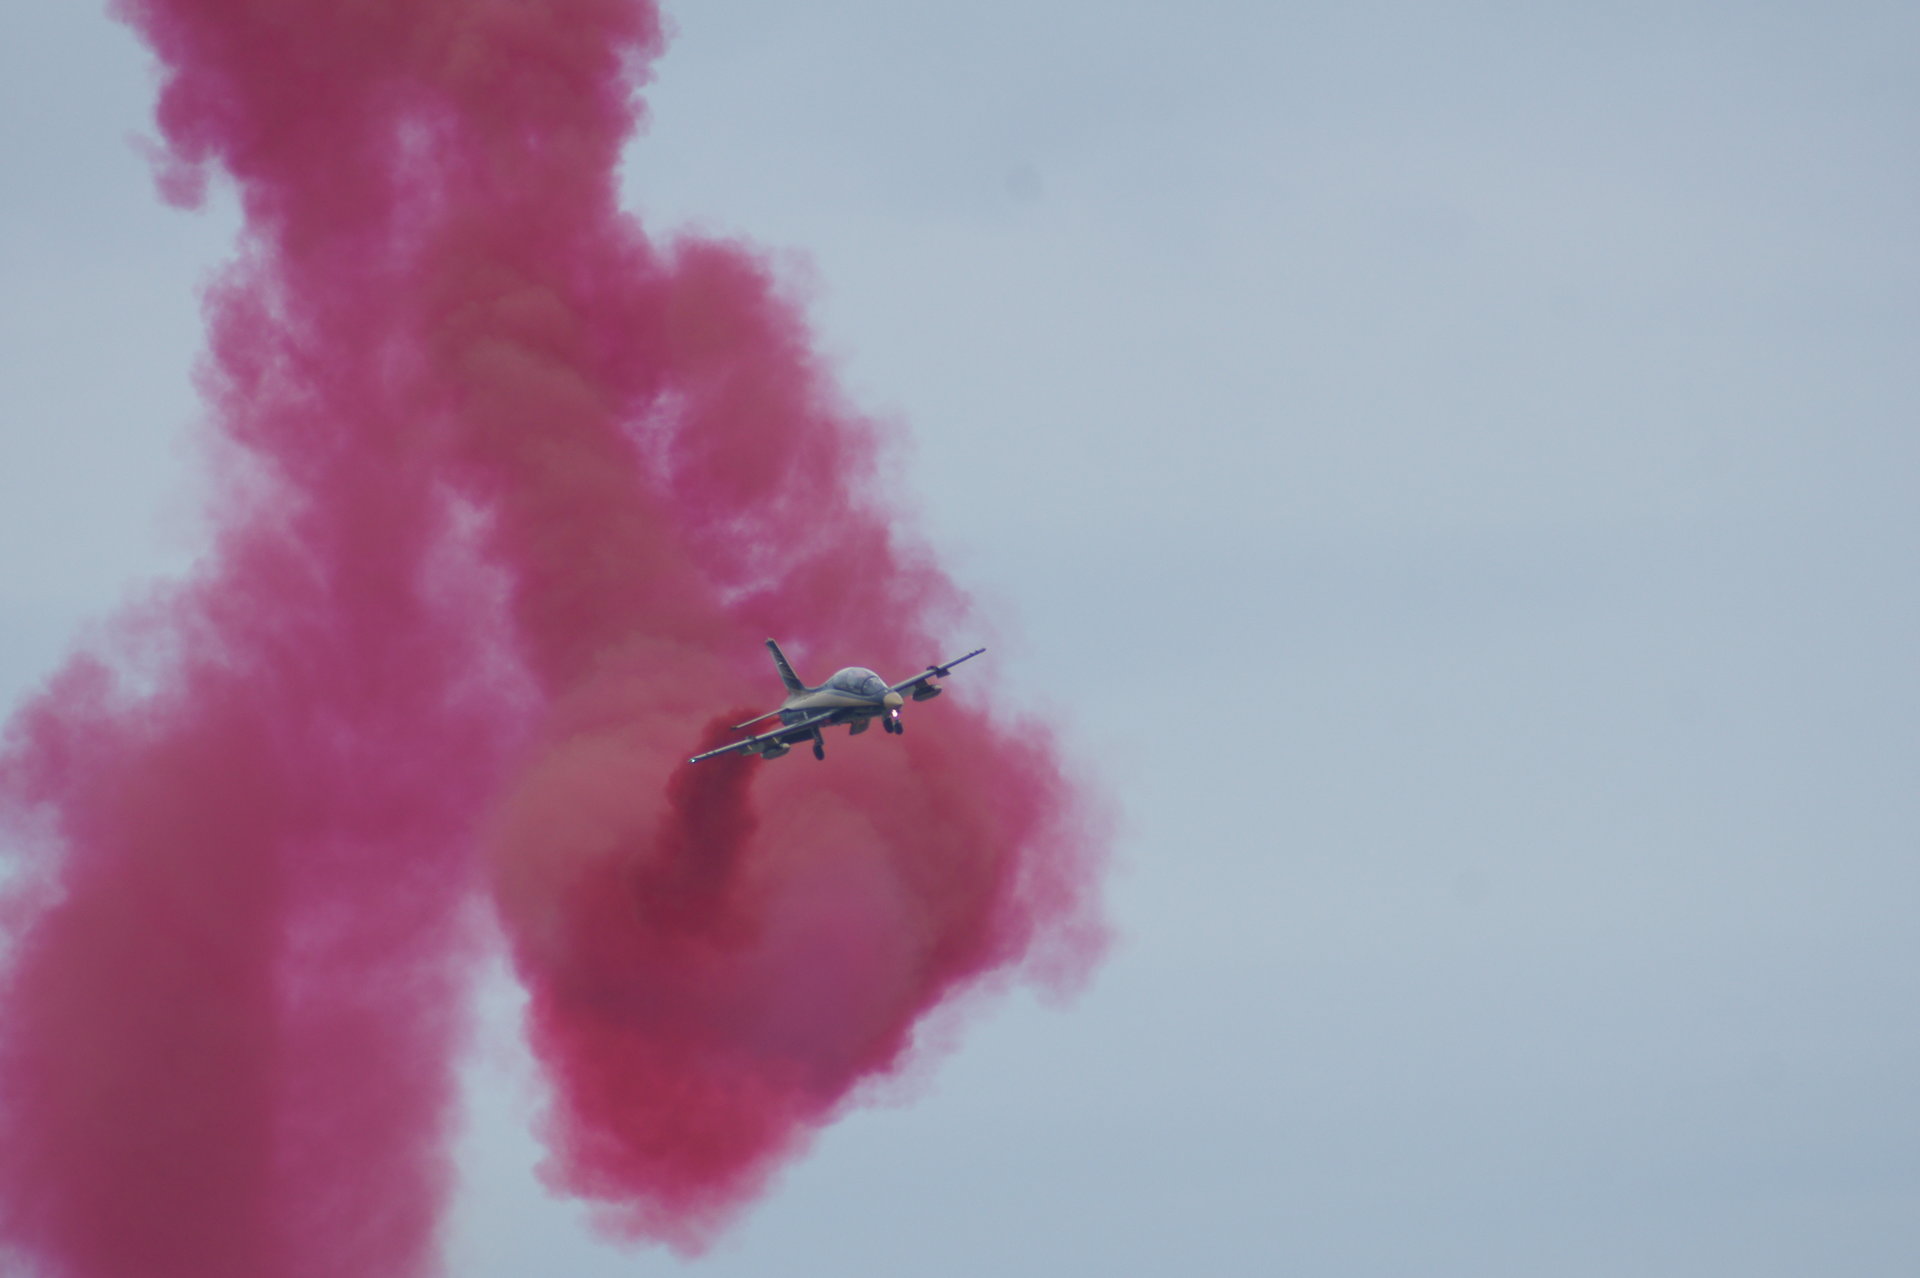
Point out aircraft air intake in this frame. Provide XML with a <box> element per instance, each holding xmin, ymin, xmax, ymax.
<box><xmin>0</xmin><ymin>0</ymin><xmax>1106</xmax><ymax>1272</ymax></box>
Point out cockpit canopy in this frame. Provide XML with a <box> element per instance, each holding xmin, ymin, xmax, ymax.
<box><xmin>823</xmin><ymin>667</ymin><xmax>889</xmax><ymax>698</ymax></box>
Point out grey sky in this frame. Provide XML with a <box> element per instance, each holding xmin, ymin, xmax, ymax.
<box><xmin>4</xmin><ymin>2</ymin><xmax>1918</xmax><ymax>1275</ymax></box>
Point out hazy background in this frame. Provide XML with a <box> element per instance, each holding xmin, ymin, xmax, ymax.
<box><xmin>4</xmin><ymin>2</ymin><xmax>1918</xmax><ymax>1274</ymax></box>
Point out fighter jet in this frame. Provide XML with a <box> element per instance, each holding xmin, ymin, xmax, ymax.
<box><xmin>689</xmin><ymin>639</ymin><xmax>985</xmax><ymax>763</ymax></box>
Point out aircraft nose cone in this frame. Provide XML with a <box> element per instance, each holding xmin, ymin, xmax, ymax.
<box><xmin>883</xmin><ymin>691</ymin><xmax>904</xmax><ymax>710</ymax></box>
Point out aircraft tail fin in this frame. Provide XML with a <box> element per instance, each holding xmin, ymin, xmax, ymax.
<box><xmin>765</xmin><ymin>638</ymin><xmax>806</xmax><ymax>693</ymax></box>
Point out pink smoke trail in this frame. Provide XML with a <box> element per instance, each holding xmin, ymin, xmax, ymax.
<box><xmin>0</xmin><ymin>0</ymin><xmax>1105</xmax><ymax>1272</ymax></box>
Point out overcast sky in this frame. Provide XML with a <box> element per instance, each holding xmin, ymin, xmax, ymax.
<box><xmin>5</xmin><ymin>2</ymin><xmax>1919</xmax><ymax>1274</ymax></box>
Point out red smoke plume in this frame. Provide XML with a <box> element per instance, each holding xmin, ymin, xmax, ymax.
<box><xmin>0</xmin><ymin>0</ymin><xmax>1103</xmax><ymax>1272</ymax></box>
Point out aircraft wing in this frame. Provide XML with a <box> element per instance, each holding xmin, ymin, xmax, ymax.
<box><xmin>688</xmin><ymin>710</ymin><xmax>837</xmax><ymax>764</ymax></box>
<box><xmin>888</xmin><ymin>647</ymin><xmax>986</xmax><ymax>697</ymax></box>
